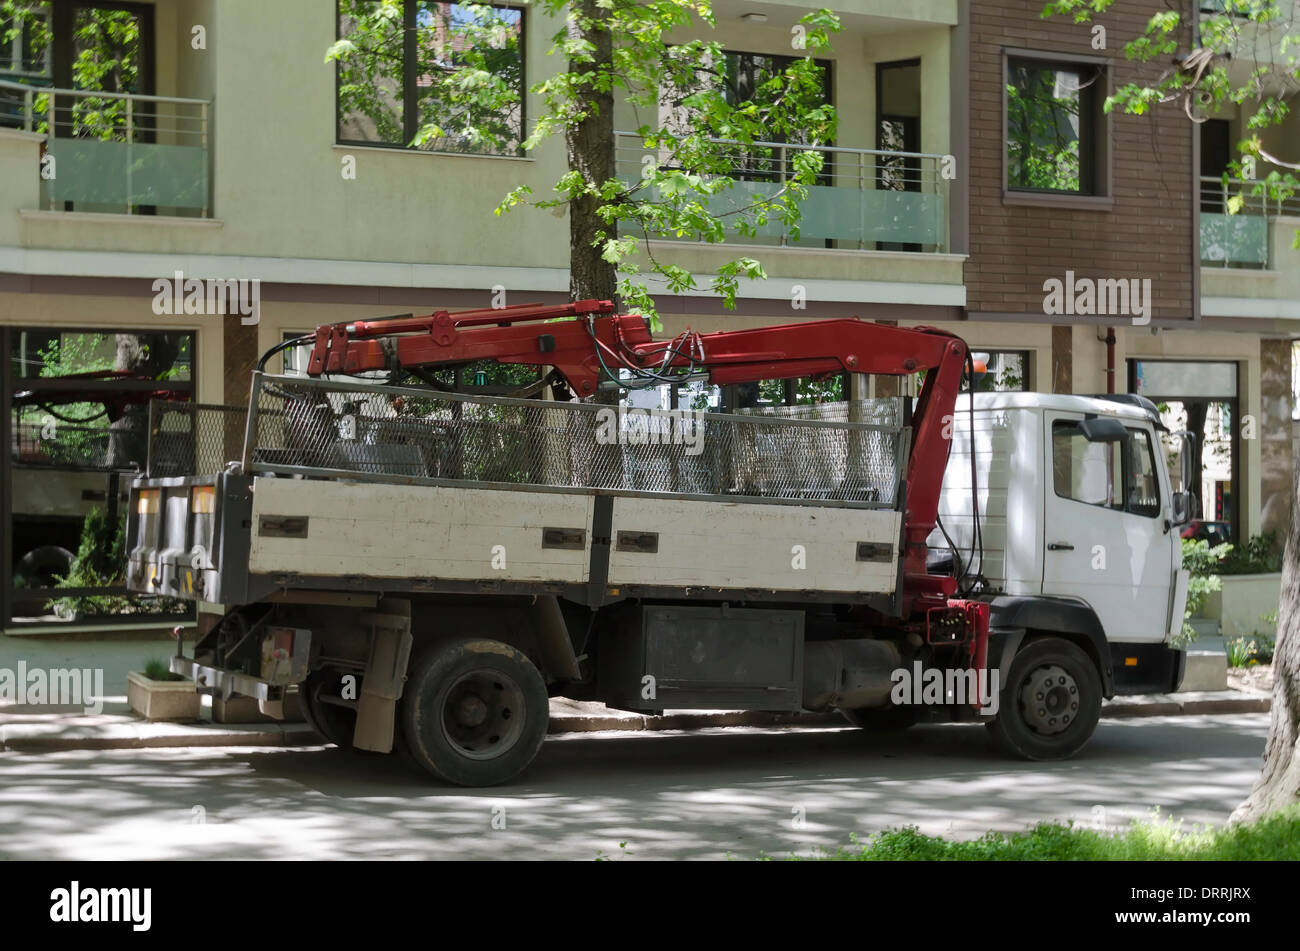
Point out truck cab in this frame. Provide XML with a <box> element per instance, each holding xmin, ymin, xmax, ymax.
<box><xmin>936</xmin><ymin>392</ymin><xmax>1191</xmax><ymax>707</ymax></box>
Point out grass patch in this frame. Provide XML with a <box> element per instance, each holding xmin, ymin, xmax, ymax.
<box><xmin>811</xmin><ymin>807</ymin><xmax>1300</xmax><ymax>860</ymax></box>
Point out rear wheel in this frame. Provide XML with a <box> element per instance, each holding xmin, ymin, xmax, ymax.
<box><xmin>300</xmin><ymin>668</ymin><xmax>360</xmax><ymax>749</ymax></box>
<box><xmin>401</xmin><ymin>638</ymin><xmax>549</xmax><ymax>787</ymax></box>
<box><xmin>986</xmin><ymin>636</ymin><xmax>1102</xmax><ymax>760</ymax></box>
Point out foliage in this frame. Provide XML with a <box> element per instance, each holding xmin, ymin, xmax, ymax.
<box><xmin>1042</xmin><ymin>0</ymin><xmax>1299</xmax><ymax>226</ymax></box>
<box><xmin>1226</xmin><ymin>635</ymin><xmax>1259</xmax><ymax>667</ymax></box>
<box><xmin>757</xmin><ymin>374</ymin><xmax>844</xmax><ymax>406</ymax></box>
<box><xmin>1</xmin><ymin>2</ymin><xmax>143</xmax><ymax>139</ymax></box>
<box><xmin>44</xmin><ymin>507</ymin><xmax>187</xmax><ymax>618</ymax></box>
<box><xmin>1219</xmin><ymin>531</ymin><xmax>1283</xmax><ymax>575</ymax></box>
<box><xmin>804</xmin><ymin>806</ymin><xmax>1300</xmax><ymax>860</ymax></box>
<box><xmin>1175</xmin><ymin>538</ymin><xmax>1230</xmax><ymax>646</ymax></box>
<box><xmin>141</xmin><ymin>658</ymin><xmax>184</xmax><ymax>682</ymax></box>
<box><xmin>1251</xmin><ymin>611</ymin><xmax>1278</xmax><ymax>663</ymax></box>
<box><xmin>330</xmin><ymin>1</ymin><xmax>842</xmax><ymax>324</ymax></box>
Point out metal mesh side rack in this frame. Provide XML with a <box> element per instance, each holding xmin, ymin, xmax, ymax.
<box><xmin>237</xmin><ymin>373</ymin><xmax>910</xmax><ymax>508</ymax></box>
<box><xmin>146</xmin><ymin>401</ymin><xmax>249</xmax><ymax>478</ymax></box>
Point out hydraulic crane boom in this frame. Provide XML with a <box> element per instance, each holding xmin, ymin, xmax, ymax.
<box><xmin>305</xmin><ymin>299</ymin><xmax>971</xmax><ymax>610</ymax></box>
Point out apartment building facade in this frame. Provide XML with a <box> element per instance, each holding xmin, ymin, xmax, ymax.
<box><xmin>0</xmin><ymin>0</ymin><xmax>1295</xmax><ymax>629</ymax></box>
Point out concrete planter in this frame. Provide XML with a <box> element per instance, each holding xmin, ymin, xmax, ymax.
<box><xmin>1199</xmin><ymin>572</ymin><xmax>1282</xmax><ymax>638</ymax></box>
<box><xmin>211</xmin><ymin>687</ymin><xmax>304</xmax><ymax>724</ymax></box>
<box><xmin>127</xmin><ymin>672</ymin><xmax>202</xmax><ymax>722</ymax></box>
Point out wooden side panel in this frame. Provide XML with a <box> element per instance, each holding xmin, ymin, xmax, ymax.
<box><xmin>248</xmin><ymin>478</ymin><xmax>593</xmax><ymax>583</ymax></box>
<box><xmin>606</xmin><ymin>497</ymin><xmax>901</xmax><ymax>594</ymax></box>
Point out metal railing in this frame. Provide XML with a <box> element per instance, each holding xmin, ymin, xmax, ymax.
<box><xmin>615</xmin><ymin>131</ymin><xmax>950</xmax><ymax>252</ymax></box>
<box><xmin>0</xmin><ymin>79</ymin><xmax>212</xmax><ymax>216</ymax></box>
<box><xmin>1200</xmin><ymin>175</ymin><xmax>1300</xmax><ymax>267</ymax></box>
<box><xmin>146</xmin><ymin>401</ymin><xmax>248</xmax><ymax>478</ymax></box>
<box><xmin>237</xmin><ymin>373</ymin><xmax>909</xmax><ymax>508</ymax></box>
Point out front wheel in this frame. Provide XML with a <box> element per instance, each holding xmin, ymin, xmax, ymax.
<box><xmin>986</xmin><ymin>636</ymin><xmax>1102</xmax><ymax>760</ymax></box>
<box><xmin>401</xmin><ymin>638</ymin><xmax>549</xmax><ymax>786</ymax></box>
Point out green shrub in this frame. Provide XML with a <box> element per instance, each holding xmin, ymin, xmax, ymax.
<box><xmin>45</xmin><ymin>507</ymin><xmax>188</xmax><ymax>618</ymax></box>
<box><xmin>1252</xmin><ymin>612</ymin><xmax>1277</xmax><ymax>664</ymax></box>
<box><xmin>1175</xmin><ymin>539</ymin><xmax>1230</xmax><ymax>647</ymax></box>
<box><xmin>1220</xmin><ymin>532</ymin><xmax>1283</xmax><ymax>575</ymax></box>
<box><xmin>141</xmin><ymin>658</ymin><xmax>184</xmax><ymax>682</ymax></box>
<box><xmin>810</xmin><ymin>807</ymin><xmax>1300</xmax><ymax>860</ymax></box>
<box><xmin>1225</xmin><ymin>636</ymin><xmax>1258</xmax><ymax>668</ymax></box>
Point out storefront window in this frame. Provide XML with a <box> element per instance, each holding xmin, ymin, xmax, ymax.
<box><xmin>4</xmin><ymin>327</ymin><xmax>194</xmax><ymax>626</ymax></box>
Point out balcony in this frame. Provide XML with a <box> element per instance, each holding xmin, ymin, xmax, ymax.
<box><xmin>615</xmin><ymin>132</ymin><xmax>950</xmax><ymax>254</ymax></box>
<box><xmin>0</xmin><ymin>80</ymin><xmax>211</xmax><ymax>217</ymax></box>
<box><xmin>1200</xmin><ymin>176</ymin><xmax>1300</xmax><ymax>268</ymax></box>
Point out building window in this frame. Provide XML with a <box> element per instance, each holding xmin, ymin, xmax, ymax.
<box><xmin>657</xmin><ymin>48</ymin><xmax>832</xmax><ymax>185</ymax></box>
<box><xmin>333</xmin><ymin>0</ymin><xmax>525</xmax><ymax>157</ymax></box>
<box><xmin>969</xmin><ymin>350</ymin><xmax>1029</xmax><ymax>392</ymax></box>
<box><xmin>4</xmin><ymin>327</ymin><xmax>194</xmax><ymax>627</ymax></box>
<box><xmin>0</xmin><ymin>2</ymin><xmax>52</xmax><ymax>79</ymax></box>
<box><xmin>1006</xmin><ymin>57</ymin><xmax>1101</xmax><ymax>195</ymax></box>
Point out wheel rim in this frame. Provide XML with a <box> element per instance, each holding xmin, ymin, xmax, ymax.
<box><xmin>439</xmin><ymin>668</ymin><xmax>527</xmax><ymax>760</ymax></box>
<box><xmin>1018</xmin><ymin>663</ymin><xmax>1080</xmax><ymax>736</ymax></box>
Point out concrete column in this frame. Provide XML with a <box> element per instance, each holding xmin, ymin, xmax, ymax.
<box><xmin>1051</xmin><ymin>326</ymin><xmax>1072</xmax><ymax>394</ymax></box>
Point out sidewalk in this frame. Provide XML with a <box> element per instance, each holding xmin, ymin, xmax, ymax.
<box><xmin>0</xmin><ymin>689</ymin><xmax>1272</xmax><ymax>753</ymax></box>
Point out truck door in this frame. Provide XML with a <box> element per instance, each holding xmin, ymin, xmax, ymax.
<box><xmin>1041</xmin><ymin>412</ymin><xmax>1175</xmax><ymax>644</ymax></box>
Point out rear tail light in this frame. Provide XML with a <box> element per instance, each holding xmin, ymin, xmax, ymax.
<box><xmin>191</xmin><ymin>485</ymin><xmax>216</xmax><ymax>514</ymax></box>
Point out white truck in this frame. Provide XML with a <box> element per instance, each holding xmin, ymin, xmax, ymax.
<box><xmin>124</xmin><ymin>301</ymin><xmax>1192</xmax><ymax>785</ymax></box>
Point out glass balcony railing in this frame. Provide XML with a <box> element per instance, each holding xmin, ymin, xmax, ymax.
<box><xmin>1200</xmin><ymin>175</ymin><xmax>1300</xmax><ymax>268</ymax></box>
<box><xmin>615</xmin><ymin>132</ymin><xmax>950</xmax><ymax>253</ymax></box>
<box><xmin>0</xmin><ymin>79</ymin><xmax>212</xmax><ymax>217</ymax></box>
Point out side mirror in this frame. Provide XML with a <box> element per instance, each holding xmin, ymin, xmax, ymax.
<box><xmin>1078</xmin><ymin>416</ymin><xmax>1127</xmax><ymax>442</ymax></box>
<box><xmin>1171</xmin><ymin>490</ymin><xmax>1193</xmax><ymax>527</ymax></box>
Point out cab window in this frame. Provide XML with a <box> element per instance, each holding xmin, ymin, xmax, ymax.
<box><xmin>1051</xmin><ymin>420</ymin><xmax>1160</xmax><ymax>518</ymax></box>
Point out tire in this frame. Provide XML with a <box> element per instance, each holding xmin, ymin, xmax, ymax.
<box><xmin>400</xmin><ymin>638</ymin><xmax>549</xmax><ymax>787</ymax></box>
<box><xmin>15</xmin><ymin>545</ymin><xmax>74</xmax><ymax>586</ymax></box>
<box><xmin>840</xmin><ymin>703</ymin><xmax>921</xmax><ymax>731</ymax></box>
<box><xmin>300</xmin><ymin>668</ymin><xmax>360</xmax><ymax>749</ymax></box>
<box><xmin>986</xmin><ymin>636</ymin><xmax>1102</xmax><ymax>760</ymax></box>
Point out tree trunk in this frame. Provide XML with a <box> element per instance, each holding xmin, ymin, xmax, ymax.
<box><xmin>1231</xmin><ymin>458</ymin><xmax>1300</xmax><ymax>821</ymax></box>
<box><xmin>564</xmin><ymin>0</ymin><xmax>617</xmax><ymax>304</ymax></box>
<box><xmin>107</xmin><ymin>332</ymin><xmax>184</xmax><ymax>469</ymax></box>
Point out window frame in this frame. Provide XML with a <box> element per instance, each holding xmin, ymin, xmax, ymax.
<box><xmin>1002</xmin><ymin>48</ymin><xmax>1111</xmax><ymax>209</ymax></box>
<box><xmin>333</xmin><ymin>0</ymin><xmax>528</xmax><ymax>159</ymax></box>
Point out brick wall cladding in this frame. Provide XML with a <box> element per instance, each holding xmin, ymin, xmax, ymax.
<box><xmin>967</xmin><ymin>0</ymin><xmax>1195</xmax><ymax>320</ymax></box>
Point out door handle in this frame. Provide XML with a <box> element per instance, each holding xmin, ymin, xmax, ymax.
<box><xmin>1047</xmin><ymin>542</ymin><xmax>1075</xmax><ymax>551</ymax></box>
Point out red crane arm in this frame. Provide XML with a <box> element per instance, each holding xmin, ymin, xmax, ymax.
<box><xmin>305</xmin><ymin>299</ymin><xmax>970</xmax><ymax>606</ymax></box>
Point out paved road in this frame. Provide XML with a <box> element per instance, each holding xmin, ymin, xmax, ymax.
<box><xmin>0</xmin><ymin>713</ymin><xmax>1268</xmax><ymax>860</ymax></box>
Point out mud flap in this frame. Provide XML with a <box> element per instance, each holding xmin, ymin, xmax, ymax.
<box><xmin>353</xmin><ymin>599</ymin><xmax>414</xmax><ymax>753</ymax></box>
